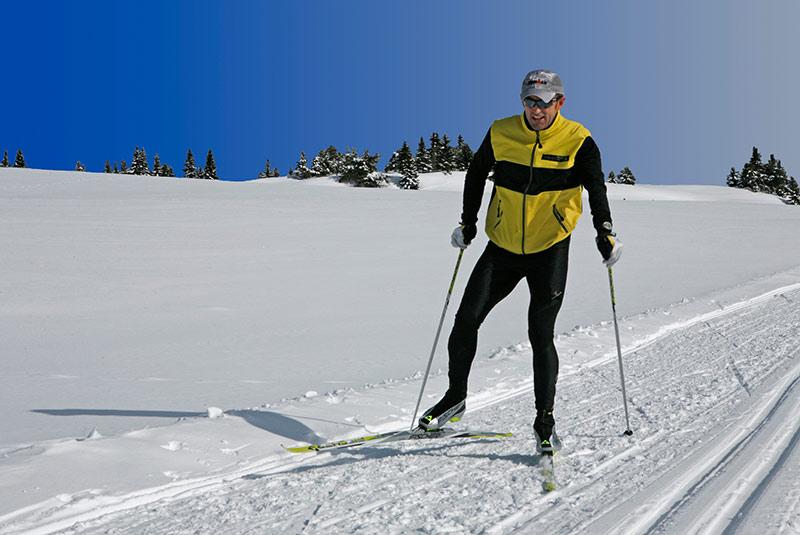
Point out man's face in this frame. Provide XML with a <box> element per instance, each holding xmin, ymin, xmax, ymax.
<box><xmin>523</xmin><ymin>95</ymin><xmax>565</xmax><ymax>131</ymax></box>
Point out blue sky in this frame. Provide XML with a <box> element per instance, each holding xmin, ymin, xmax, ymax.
<box><xmin>2</xmin><ymin>1</ymin><xmax>799</xmax><ymax>183</ymax></box>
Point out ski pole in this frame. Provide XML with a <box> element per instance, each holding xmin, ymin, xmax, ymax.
<box><xmin>608</xmin><ymin>266</ymin><xmax>634</xmax><ymax>436</ymax></box>
<box><xmin>410</xmin><ymin>248</ymin><xmax>464</xmax><ymax>430</ymax></box>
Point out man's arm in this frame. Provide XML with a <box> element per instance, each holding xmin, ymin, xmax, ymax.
<box><xmin>460</xmin><ymin>128</ymin><xmax>495</xmax><ymax>226</ymax></box>
<box><xmin>575</xmin><ymin>136</ymin><xmax>612</xmax><ymax>234</ymax></box>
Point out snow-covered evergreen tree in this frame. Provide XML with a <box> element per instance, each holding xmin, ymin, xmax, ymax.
<box><xmin>272</xmin><ymin>168</ymin><xmax>280</xmax><ymax>177</ymax></box>
<box><xmin>785</xmin><ymin>177</ymin><xmax>800</xmax><ymax>205</ymax></box>
<box><xmin>617</xmin><ymin>167</ymin><xmax>636</xmax><ymax>185</ymax></box>
<box><xmin>183</xmin><ymin>149</ymin><xmax>199</xmax><ymax>178</ymax></box>
<box><xmin>339</xmin><ymin>148</ymin><xmax>382</xmax><ymax>187</ymax></box>
<box><xmin>290</xmin><ymin>152</ymin><xmax>312</xmax><ymax>179</ymax></box>
<box><xmin>311</xmin><ymin>145</ymin><xmax>344</xmax><ymax>177</ymax></box>
<box><xmin>428</xmin><ymin>132</ymin><xmax>443</xmax><ymax>171</ymax></box>
<box><xmin>440</xmin><ymin>134</ymin><xmax>456</xmax><ymax>175</ymax></box>
<box><xmin>607</xmin><ymin>170</ymin><xmax>616</xmax><ymax>184</ymax></box>
<box><xmin>391</xmin><ymin>141</ymin><xmax>418</xmax><ymax>189</ymax></box>
<box><xmin>129</xmin><ymin>146</ymin><xmax>149</xmax><ymax>175</ymax></box>
<box><xmin>1</xmin><ymin>149</ymin><xmax>9</xmax><ymax>167</ymax></box>
<box><xmin>152</xmin><ymin>154</ymin><xmax>161</xmax><ymax>176</ymax></box>
<box><xmin>75</xmin><ymin>161</ymin><xmax>86</xmax><ymax>172</ymax></box>
<box><xmin>120</xmin><ymin>160</ymin><xmax>127</xmax><ymax>173</ymax></box>
<box><xmin>104</xmin><ymin>160</ymin><xmax>112</xmax><ymax>173</ymax></box>
<box><xmin>725</xmin><ymin>167</ymin><xmax>740</xmax><ymax>188</ymax></box>
<box><xmin>257</xmin><ymin>160</ymin><xmax>273</xmax><ymax>179</ymax></box>
<box><xmin>114</xmin><ymin>162</ymin><xmax>119</xmax><ymax>173</ymax></box>
<box><xmin>204</xmin><ymin>149</ymin><xmax>218</xmax><ymax>179</ymax></box>
<box><xmin>740</xmin><ymin>147</ymin><xmax>767</xmax><ymax>192</ymax></box>
<box><xmin>454</xmin><ymin>135</ymin><xmax>474</xmax><ymax>171</ymax></box>
<box><xmin>764</xmin><ymin>154</ymin><xmax>789</xmax><ymax>196</ymax></box>
<box><xmin>415</xmin><ymin>137</ymin><xmax>431</xmax><ymax>174</ymax></box>
<box><xmin>14</xmin><ymin>149</ymin><xmax>26</xmax><ymax>168</ymax></box>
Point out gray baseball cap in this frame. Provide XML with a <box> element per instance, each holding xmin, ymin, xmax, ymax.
<box><xmin>521</xmin><ymin>70</ymin><xmax>564</xmax><ymax>102</ymax></box>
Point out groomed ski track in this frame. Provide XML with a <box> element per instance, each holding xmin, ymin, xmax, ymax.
<box><xmin>4</xmin><ymin>282</ymin><xmax>800</xmax><ymax>535</ymax></box>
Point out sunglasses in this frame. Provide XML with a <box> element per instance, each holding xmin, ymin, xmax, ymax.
<box><xmin>523</xmin><ymin>96</ymin><xmax>558</xmax><ymax>110</ymax></box>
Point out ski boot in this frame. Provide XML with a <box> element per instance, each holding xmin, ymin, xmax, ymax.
<box><xmin>533</xmin><ymin>409</ymin><xmax>562</xmax><ymax>454</ymax></box>
<box><xmin>419</xmin><ymin>389</ymin><xmax>466</xmax><ymax>431</ymax></box>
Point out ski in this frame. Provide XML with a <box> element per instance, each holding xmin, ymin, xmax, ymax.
<box><xmin>540</xmin><ymin>452</ymin><xmax>557</xmax><ymax>492</ymax></box>
<box><xmin>283</xmin><ymin>427</ymin><xmax>512</xmax><ymax>453</ymax></box>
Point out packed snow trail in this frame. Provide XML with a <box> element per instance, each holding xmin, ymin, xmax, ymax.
<box><xmin>19</xmin><ymin>286</ymin><xmax>800</xmax><ymax>535</ymax></box>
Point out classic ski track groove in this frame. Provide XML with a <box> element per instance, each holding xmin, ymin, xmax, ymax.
<box><xmin>490</xmin><ymin>285</ymin><xmax>800</xmax><ymax>534</ymax></box>
<box><xmin>645</xmin><ymin>369</ymin><xmax>800</xmax><ymax>534</ymax></box>
<box><xmin>6</xmin><ymin>283</ymin><xmax>800</xmax><ymax>535</ymax></box>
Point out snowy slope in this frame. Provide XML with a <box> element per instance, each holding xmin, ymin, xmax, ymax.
<box><xmin>2</xmin><ymin>168</ymin><xmax>800</xmax><ymax>534</ymax></box>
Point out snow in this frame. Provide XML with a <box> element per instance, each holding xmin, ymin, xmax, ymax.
<box><xmin>2</xmin><ymin>167</ymin><xmax>800</xmax><ymax>534</ymax></box>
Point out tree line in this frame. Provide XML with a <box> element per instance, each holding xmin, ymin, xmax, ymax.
<box><xmin>99</xmin><ymin>147</ymin><xmax>218</xmax><ymax>180</ymax></box>
<box><xmin>726</xmin><ymin>147</ymin><xmax>800</xmax><ymax>205</ymax></box>
<box><xmin>277</xmin><ymin>132</ymin><xmax>474</xmax><ymax>190</ymax></box>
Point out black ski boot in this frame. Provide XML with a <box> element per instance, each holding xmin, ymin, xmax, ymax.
<box><xmin>533</xmin><ymin>409</ymin><xmax>562</xmax><ymax>454</ymax></box>
<box><xmin>419</xmin><ymin>389</ymin><xmax>466</xmax><ymax>430</ymax></box>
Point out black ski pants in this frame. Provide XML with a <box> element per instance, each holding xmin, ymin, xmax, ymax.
<box><xmin>447</xmin><ymin>237</ymin><xmax>569</xmax><ymax>412</ymax></box>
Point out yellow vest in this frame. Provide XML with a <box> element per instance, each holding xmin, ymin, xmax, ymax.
<box><xmin>485</xmin><ymin>113</ymin><xmax>591</xmax><ymax>254</ymax></box>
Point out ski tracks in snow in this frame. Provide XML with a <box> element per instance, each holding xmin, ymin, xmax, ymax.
<box><xmin>7</xmin><ymin>283</ymin><xmax>800</xmax><ymax>535</ymax></box>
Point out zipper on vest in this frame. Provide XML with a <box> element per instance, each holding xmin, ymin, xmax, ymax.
<box><xmin>552</xmin><ymin>205</ymin><xmax>569</xmax><ymax>233</ymax></box>
<box><xmin>521</xmin><ymin>131</ymin><xmax>542</xmax><ymax>254</ymax></box>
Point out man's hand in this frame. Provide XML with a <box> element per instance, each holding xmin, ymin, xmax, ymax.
<box><xmin>596</xmin><ymin>231</ymin><xmax>623</xmax><ymax>267</ymax></box>
<box><xmin>451</xmin><ymin>224</ymin><xmax>477</xmax><ymax>249</ymax></box>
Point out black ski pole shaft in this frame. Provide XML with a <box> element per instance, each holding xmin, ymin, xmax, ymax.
<box><xmin>608</xmin><ymin>266</ymin><xmax>633</xmax><ymax>436</ymax></box>
<box><xmin>410</xmin><ymin>249</ymin><xmax>464</xmax><ymax>430</ymax></box>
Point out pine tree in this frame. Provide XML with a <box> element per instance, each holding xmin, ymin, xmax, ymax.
<box><xmin>607</xmin><ymin>170</ymin><xmax>616</xmax><ymax>184</ymax></box>
<box><xmin>440</xmin><ymin>134</ymin><xmax>456</xmax><ymax>175</ymax></box>
<box><xmin>131</xmin><ymin>146</ymin><xmax>149</xmax><ymax>175</ymax></box>
<box><xmin>183</xmin><ymin>149</ymin><xmax>199</xmax><ymax>178</ymax></box>
<box><xmin>114</xmin><ymin>162</ymin><xmax>119</xmax><ymax>173</ymax></box>
<box><xmin>454</xmin><ymin>135</ymin><xmax>474</xmax><ymax>171</ymax></box>
<box><xmin>104</xmin><ymin>160</ymin><xmax>112</xmax><ymax>173</ymax></box>
<box><xmin>75</xmin><ymin>161</ymin><xmax>86</xmax><ymax>172</ymax></box>
<box><xmin>290</xmin><ymin>152</ymin><xmax>312</xmax><ymax>179</ymax></box>
<box><xmin>392</xmin><ymin>141</ymin><xmax>419</xmax><ymax>189</ymax></box>
<box><xmin>617</xmin><ymin>166</ymin><xmax>636</xmax><ymax>185</ymax></box>
<box><xmin>428</xmin><ymin>132</ymin><xmax>443</xmax><ymax>171</ymax></box>
<box><xmin>152</xmin><ymin>154</ymin><xmax>161</xmax><ymax>176</ymax></box>
<box><xmin>725</xmin><ymin>167</ymin><xmax>740</xmax><ymax>188</ymax></box>
<box><xmin>311</xmin><ymin>145</ymin><xmax>343</xmax><ymax>177</ymax></box>
<box><xmin>740</xmin><ymin>147</ymin><xmax>767</xmax><ymax>192</ymax></box>
<box><xmin>1</xmin><ymin>149</ymin><xmax>9</xmax><ymax>167</ymax></box>
<box><xmin>764</xmin><ymin>154</ymin><xmax>789</xmax><ymax>196</ymax></box>
<box><xmin>204</xmin><ymin>149</ymin><xmax>218</xmax><ymax>179</ymax></box>
<box><xmin>340</xmin><ymin>147</ymin><xmax>383</xmax><ymax>187</ymax></box>
<box><xmin>415</xmin><ymin>137</ymin><xmax>431</xmax><ymax>174</ymax></box>
<box><xmin>785</xmin><ymin>177</ymin><xmax>800</xmax><ymax>205</ymax></box>
<box><xmin>258</xmin><ymin>160</ymin><xmax>272</xmax><ymax>179</ymax></box>
<box><xmin>120</xmin><ymin>160</ymin><xmax>127</xmax><ymax>173</ymax></box>
<box><xmin>14</xmin><ymin>149</ymin><xmax>26</xmax><ymax>168</ymax></box>
<box><xmin>272</xmin><ymin>168</ymin><xmax>280</xmax><ymax>177</ymax></box>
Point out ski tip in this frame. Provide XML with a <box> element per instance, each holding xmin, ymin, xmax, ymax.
<box><xmin>544</xmin><ymin>481</ymin><xmax>557</xmax><ymax>493</ymax></box>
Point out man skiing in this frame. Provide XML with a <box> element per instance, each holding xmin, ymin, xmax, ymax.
<box><xmin>419</xmin><ymin>70</ymin><xmax>622</xmax><ymax>454</ymax></box>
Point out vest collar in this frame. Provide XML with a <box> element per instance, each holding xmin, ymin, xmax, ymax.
<box><xmin>520</xmin><ymin>112</ymin><xmax>565</xmax><ymax>142</ymax></box>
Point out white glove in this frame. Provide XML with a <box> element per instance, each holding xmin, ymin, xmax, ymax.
<box><xmin>451</xmin><ymin>224</ymin><xmax>476</xmax><ymax>249</ymax></box>
<box><xmin>603</xmin><ymin>238</ymin><xmax>623</xmax><ymax>267</ymax></box>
